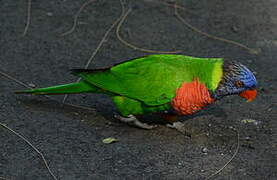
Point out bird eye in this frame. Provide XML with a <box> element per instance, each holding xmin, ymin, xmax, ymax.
<box><xmin>235</xmin><ymin>81</ymin><xmax>244</xmax><ymax>88</ymax></box>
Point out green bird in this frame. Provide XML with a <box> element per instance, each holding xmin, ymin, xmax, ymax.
<box><xmin>15</xmin><ymin>55</ymin><xmax>257</xmax><ymax>130</ymax></box>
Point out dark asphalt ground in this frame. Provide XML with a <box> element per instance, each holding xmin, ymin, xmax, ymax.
<box><xmin>0</xmin><ymin>0</ymin><xmax>276</xmax><ymax>179</ymax></box>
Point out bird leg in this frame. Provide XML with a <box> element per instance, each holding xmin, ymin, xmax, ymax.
<box><xmin>114</xmin><ymin>114</ymin><xmax>157</xmax><ymax>130</ymax></box>
<box><xmin>166</xmin><ymin>121</ymin><xmax>192</xmax><ymax>137</ymax></box>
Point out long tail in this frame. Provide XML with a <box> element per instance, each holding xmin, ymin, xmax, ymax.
<box><xmin>15</xmin><ymin>81</ymin><xmax>99</xmax><ymax>95</ymax></box>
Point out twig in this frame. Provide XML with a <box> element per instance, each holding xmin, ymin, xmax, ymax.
<box><xmin>0</xmin><ymin>70</ymin><xmax>95</xmax><ymax>111</ymax></box>
<box><xmin>116</xmin><ymin>8</ymin><xmax>182</xmax><ymax>54</ymax></box>
<box><xmin>83</xmin><ymin>0</ymin><xmax>125</xmax><ymax>70</ymax></box>
<box><xmin>61</xmin><ymin>0</ymin><xmax>97</xmax><ymax>36</ymax></box>
<box><xmin>158</xmin><ymin>0</ymin><xmax>196</xmax><ymax>15</ymax></box>
<box><xmin>0</xmin><ymin>123</ymin><xmax>58</xmax><ymax>180</ymax></box>
<box><xmin>205</xmin><ymin>128</ymin><xmax>240</xmax><ymax>180</ymax></box>
<box><xmin>174</xmin><ymin>2</ymin><xmax>259</xmax><ymax>55</ymax></box>
<box><xmin>0</xmin><ymin>71</ymin><xmax>30</xmax><ymax>89</ymax></box>
<box><xmin>59</xmin><ymin>102</ymin><xmax>95</xmax><ymax>111</ymax></box>
<box><xmin>22</xmin><ymin>0</ymin><xmax>32</xmax><ymax>37</ymax></box>
<box><xmin>62</xmin><ymin>0</ymin><xmax>126</xmax><ymax>103</ymax></box>
<box><xmin>0</xmin><ymin>177</ymin><xmax>10</xmax><ymax>180</ymax></box>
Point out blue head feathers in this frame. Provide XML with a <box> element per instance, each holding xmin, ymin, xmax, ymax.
<box><xmin>238</xmin><ymin>64</ymin><xmax>257</xmax><ymax>88</ymax></box>
<box><xmin>214</xmin><ymin>61</ymin><xmax>257</xmax><ymax>99</ymax></box>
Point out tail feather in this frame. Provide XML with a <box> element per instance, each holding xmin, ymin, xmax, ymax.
<box><xmin>15</xmin><ymin>81</ymin><xmax>98</xmax><ymax>95</ymax></box>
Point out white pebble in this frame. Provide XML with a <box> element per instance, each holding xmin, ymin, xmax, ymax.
<box><xmin>202</xmin><ymin>147</ymin><xmax>208</xmax><ymax>153</ymax></box>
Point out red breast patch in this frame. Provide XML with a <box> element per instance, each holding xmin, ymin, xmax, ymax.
<box><xmin>171</xmin><ymin>79</ymin><xmax>215</xmax><ymax>115</ymax></box>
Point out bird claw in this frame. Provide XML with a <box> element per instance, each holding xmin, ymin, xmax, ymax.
<box><xmin>114</xmin><ymin>114</ymin><xmax>157</xmax><ymax>130</ymax></box>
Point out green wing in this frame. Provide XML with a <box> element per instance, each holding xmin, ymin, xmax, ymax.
<box><xmin>73</xmin><ymin>55</ymin><xmax>223</xmax><ymax>106</ymax></box>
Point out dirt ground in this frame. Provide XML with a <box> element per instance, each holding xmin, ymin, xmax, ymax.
<box><xmin>0</xmin><ymin>0</ymin><xmax>276</xmax><ymax>179</ymax></box>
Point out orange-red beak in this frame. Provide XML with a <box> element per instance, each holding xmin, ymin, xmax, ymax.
<box><xmin>239</xmin><ymin>89</ymin><xmax>257</xmax><ymax>102</ymax></box>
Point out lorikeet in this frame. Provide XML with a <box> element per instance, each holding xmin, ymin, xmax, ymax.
<box><xmin>15</xmin><ymin>55</ymin><xmax>257</xmax><ymax>129</ymax></box>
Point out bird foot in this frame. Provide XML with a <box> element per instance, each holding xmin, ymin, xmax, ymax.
<box><xmin>114</xmin><ymin>114</ymin><xmax>157</xmax><ymax>130</ymax></box>
<box><xmin>166</xmin><ymin>121</ymin><xmax>192</xmax><ymax>137</ymax></box>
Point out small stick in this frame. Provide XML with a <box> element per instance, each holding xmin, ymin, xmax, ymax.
<box><xmin>62</xmin><ymin>0</ymin><xmax>126</xmax><ymax>103</ymax></box>
<box><xmin>116</xmin><ymin>8</ymin><xmax>182</xmax><ymax>54</ymax></box>
<box><xmin>61</xmin><ymin>0</ymin><xmax>97</xmax><ymax>36</ymax></box>
<box><xmin>158</xmin><ymin>0</ymin><xmax>197</xmax><ymax>15</ymax></box>
<box><xmin>174</xmin><ymin>2</ymin><xmax>259</xmax><ymax>55</ymax></box>
<box><xmin>0</xmin><ymin>123</ymin><xmax>58</xmax><ymax>180</ymax></box>
<box><xmin>0</xmin><ymin>71</ymin><xmax>30</xmax><ymax>89</ymax></box>
<box><xmin>83</xmin><ymin>1</ymin><xmax>125</xmax><ymax>70</ymax></box>
<box><xmin>0</xmin><ymin>177</ymin><xmax>10</xmax><ymax>180</ymax></box>
<box><xmin>22</xmin><ymin>0</ymin><xmax>32</xmax><ymax>37</ymax></box>
<box><xmin>205</xmin><ymin>128</ymin><xmax>240</xmax><ymax>180</ymax></box>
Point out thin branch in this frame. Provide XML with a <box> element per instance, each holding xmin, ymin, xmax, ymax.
<box><xmin>22</xmin><ymin>0</ymin><xmax>32</xmax><ymax>37</ymax></box>
<box><xmin>61</xmin><ymin>0</ymin><xmax>97</xmax><ymax>36</ymax></box>
<box><xmin>0</xmin><ymin>123</ymin><xmax>58</xmax><ymax>180</ymax></box>
<box><xmin>0</xmin><ymin>177</ymin><xmax>10</xmax><ymax>180</ymax></box>
<box><xmin>205</xmin><ymin>128</ymin><xmax>240</xmax><ymax>180</ymax></box>
<box><xmin>62</xmin><ymin>0</ymin><xmax>126</xmax><ymax>103</ymax></box>
<box><xmin>83</xmin><ymin>1</ymin><xmax>125</xmax><ymax>70</ymax></box>
<box><xmin>174</xmin><ymin>2</ymin><xmax>259</xmax><ymax>55</ymax></box>
<box><xmin>59</xmin><ymin>102</ymin><xmax>96</xmax><ymax>111</ymax></box>
<box><xmin>0</xmin><ymin>71</ymin><xmax>30</xmax><ymax>89</ymax></box>
<box><xmin>158</xmin><ymin>0</ymin><xmax>197</xmax><ymax>15</ymax></box>
<box><xmin>116</xmin><ymin>8</ymin><xmax>182</xmax><ymax>54</ymax></box>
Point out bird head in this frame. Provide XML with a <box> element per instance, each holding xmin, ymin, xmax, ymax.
<box><xmin>215</xmin><ymin>61</ymin><xmax>257</xmax><ymax>102</ymax></box>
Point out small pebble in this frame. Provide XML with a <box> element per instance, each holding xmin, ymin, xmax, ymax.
<box><xmin>46</xmin><ymin>12</ymin><xmax>53</xmax><ymax>16</ymax></box>
<box><xmin>28</xmin><ymin>83</ymin><xmax>36</xmax><ymax>88</ymax></box>
<box><xmin>78</xmin><ymin>21</ymin><xmax>88</xmax><ymax>25</ymax></box>
<box><xmin>231</xmin><ymin>26</ymin><xmax>239</xmax><ymax>33</ymax></box>
<box><xmin>253</xmin><ymin>121</ymin><xmax>260</xmax><ymax>126</ymax></box>
<box><xmin>229</xmin><ymin>126</ymin><xmax>234</xmax><ymax>129</ymax></box>
<box><xmin>202</xmin><ymin>147</ymin><xmax>208</xmax><ymax>154</ymax></box>
<box><xmin>245</xmin><ymin>136</ymin><xmax>251</xmax><ymax>140</ymax></box>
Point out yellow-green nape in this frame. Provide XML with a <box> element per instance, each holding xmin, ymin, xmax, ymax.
<box><xmin>211</xmin><ymin>59</ymin><xmax>224</xmax><ymax>91</ymax></box>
